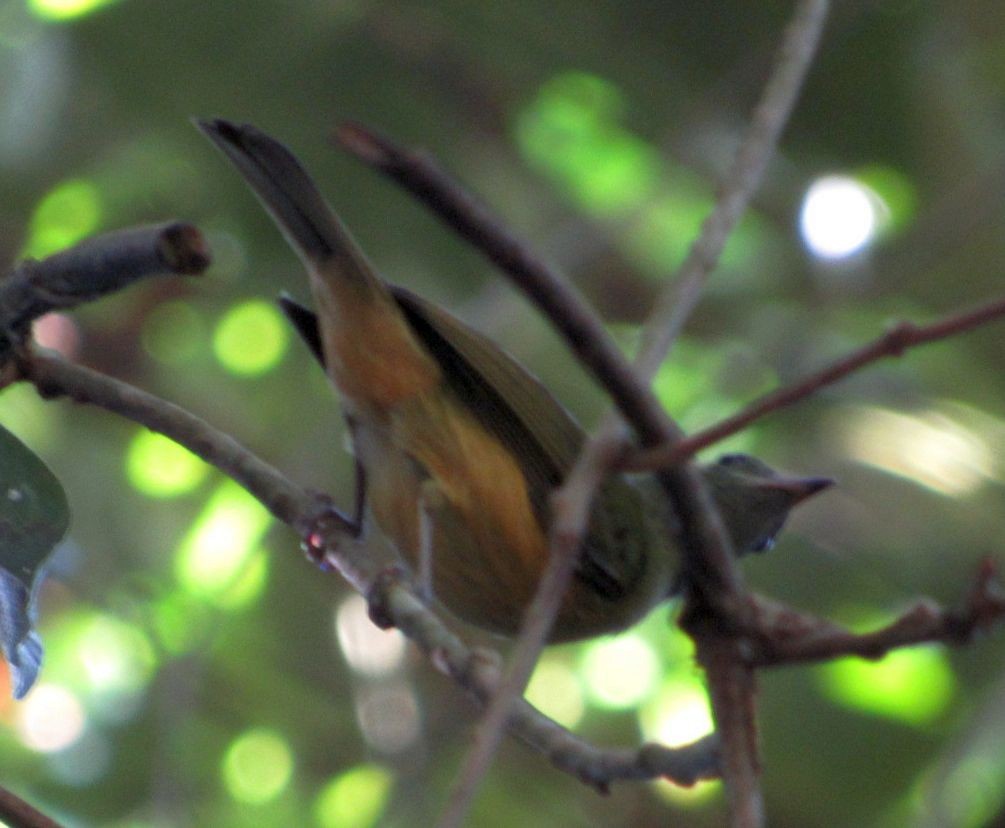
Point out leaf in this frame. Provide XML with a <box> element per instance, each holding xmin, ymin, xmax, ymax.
<box><xmin>0</xmin><ymin>423</ymin><xmax>69</xmax><ymax>698</ymax></box>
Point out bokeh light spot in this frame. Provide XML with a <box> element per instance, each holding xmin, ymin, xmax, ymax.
<box><xmin>23</xmin><ymin>179</ymin><xmax>102</xmax><ymax>259</ymax></box>
<box><xmin>213</xmin><ymin>546</ymin><xmax>270</xmax><ymax>610</ymax></box>
<box><xmin>354</xmin><ymin>683</ymin><xmax>422</xmax><ymax>754</ymax></box>
<box><xmin>639</xmin><ymin>677</ymin><xmax>714</xmax><ymax>748</ymax></box>
<box><xmin>314</xmin><ymin>763</ymin><xmax>392</xmax><ymax>828</ymax></box>
<box><xmin>839</xmin><ymin>405</ymin><xmax>993</xmax><ymax>496</ymax></box>
<box><xmin>27</xmin><ymin>0</ymin><xmax>119</xmax><ymax>21</ymax></box>
<box><xmin>516</xmin><ymin>72</ymin><xmax>659</xmax><ymax>215</ymax></box>
<box><xmin>580</xmin><ymin>633</ymin><xmax>659</xmax><ymax>709</ymax></box>
<box><xmin>126</xmin><ymin>430</ymin><xmax>209</xmax><ymax>498</ymax></box>
<box><xmin>640</xmin><ymin>677</ymin><xmax>718</xmax><ymax>803</ymax></box>
<box><xmin>335</xmin><ymin>594</ymin><xmax>406</xmax><ymax>677</ymax></box>
<box><xmin>212</xmin><ymin>299</ymin><xmax>288</xmax><ymax>377</ymax></box>
<box><xmin>526</xmin><ymin>656</ymin><xmax>585</xmax><ymax>729</ymax></box>
<box><xmin>819</xmin><ymin>645</ymin><xmax>955</xmax><ymax>726</ymax></box>
<box><xmin>174</xmin><ymin>480</ymin><xmax>272</xmax><ymax>607</ymax></box>
<box><xmin>222</xmin><ymin>728</ymin><xmax>293</xmax><ymax>805</ymax></box>
<box><xmin>16</xmin><ymin>684</ymin><xmax>86</xmax><ymax>752</ymax></box>
<box><xmin>799</xmin><ymin>175</ymin><xmax>884</xmax><ymax>260</ymax></box>
<box><xmin>77</xmin><ymin>613</ymin><xmax>156</xmax><ymax>696</ymax></box>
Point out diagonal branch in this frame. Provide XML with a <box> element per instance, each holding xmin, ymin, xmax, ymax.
<box><xmin>626</xmin><ymin>293</ymin><xmax>1005</xmax><ymax>472</ymax></box>
<box><xmin>0</xmin><ymin>783</ymin><xmax>65</xmax><ymax>828</ymax></box>
<box><xmin>638</xmin><ymin>0</ymin><xmax>830</xmax><ymax>379</ymax></box>
<box><xmin>19</xmin><ymin>347</ymin><xmax>308</xmax><ymax>528</ymax></box>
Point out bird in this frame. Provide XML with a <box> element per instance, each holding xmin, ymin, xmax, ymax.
<box><xmin>197</xmin><ymin>119</ymin><xmax>832</xmax><ymax>642</ymax></box>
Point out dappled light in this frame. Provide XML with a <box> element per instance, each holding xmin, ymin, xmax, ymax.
<box><xmin>0</xmin><ymin>3</ymin><xmax>1003</xmax><ymax>827</ymax></box>
<box><xmin>222</xmin><ymin>727</ymin><xmax>294</xmax><ymax>805</ymax></box>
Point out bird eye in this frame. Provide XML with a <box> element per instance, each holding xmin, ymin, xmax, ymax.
<box><xmin>719</xmin><ymin>453</ymin><xmax>745</xmax><ymax>467</ymax></box>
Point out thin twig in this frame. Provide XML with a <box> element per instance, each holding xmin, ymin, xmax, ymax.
<box><xmin>658</xmin><ymin>4</ymin><xmax>830</xmax><ymax>824</ymax></box>
<box><xmin>18</xmin><ymin>348</ymin><xmax>308</xmax><ymax>527</ymax></box>
<box><xmin>626</xmin><ymin>293</ymin><xmax>1005</xmax><ymax>472</ymax></box>
<box><xmin>0</xmin><ymin>222</ymin><xmax>209</xmax><ymax>355</ymax></box>
<box><xmin>0</xmin><ymin>784</ymin><xmax>65</xmax><ymax>828</ymax></box>
<box><xmin>638</xmin><ymin>0</ymin><xmax>830</xmax><ymax>379</ymax></box>
<box><xmin>747</xmin><ymin>558</ymin><xmax>1005</xmax><ymax>666</ymax></box>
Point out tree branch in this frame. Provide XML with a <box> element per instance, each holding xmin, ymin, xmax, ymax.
<box><xmin>627</xmin><ymin>293</ymin><xmax>1005</xmax><ymax>473</ymax></box>
<box><xmin>18</xmin><ymin>347</ymin><xmax>307</xmax><ymax>527</ymax></box>
<box><xmin>747</xmin><ymin>558</ymin><xmax>1005</xmax><ymax>667</ymax></box>
<box><xmin>638</xmin><ymin>0</ymin><xmax>830</xmax><ymax>379</ymax></box>
<box><xmin>0</xmin><ymin>222</ymin><xmax>210</xmax><ymax>356</ymax></box>
<box><xmin>0</xmin><ymin>784</ymin><xmax>65</xmax><ymax>828</ymax></box>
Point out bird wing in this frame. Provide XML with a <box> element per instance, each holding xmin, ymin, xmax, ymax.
<box><xmin>280</xmin><ymin>290</ymin><xmax>651</xmax><ymax>603</ymax></box>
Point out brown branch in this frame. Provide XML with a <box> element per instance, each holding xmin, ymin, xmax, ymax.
<box><xmin>364</xmin><ymin>567</ymin><xmax>721</xmax><ymax>791</ymax></box>
<box><xmin>11</xmin><ymin>348</ymin><xmax>718</xmax><ymax>791</ymax></box>
<box><xmin>698</xmin><ymin>637</ymin><xmax>764</xmax><ymax>826</ymax></box>
<box><xmin>747</xmin><ymin>558</ymin><xmax>1005</xmax><ymax>667</ymax></box>
<box><xmin>335</xmin><ymin>122</ymin><xmax>670</xmax><ymax>444</ymax></box>
<box><xmin>0</xmin><ymin>784</ymin><xmax>65</xmax><ymax>828</ymax></box>
<box><xmin>0</xmin><ymin>222</ymin><xmax>210</xmax><ymax>354</ymax></box>
<box><xmin>626</xmin><ymin>292</ymin><xmax>1005</xmax><ymax>473</ymax></box>
<box><xmin>638</xmin><ymin>0</ymin><xmax>830</xmax><ymax>379</ymax></box>
<box><xmin>18</xmin><ymin>348</ymin><xmax>308</xmax><ymax>527</ymax></box>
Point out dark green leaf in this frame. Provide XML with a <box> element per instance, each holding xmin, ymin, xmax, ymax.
<box><xmin>0</xmin><ymin>423</ymin><xmax>70</xmax><ymax>698</ymax></box>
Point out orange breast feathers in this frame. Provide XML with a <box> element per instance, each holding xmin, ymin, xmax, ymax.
<box><xmin>368</xmin><ymin>385</ymin><xmax>552</xmax><ymax>616</ymax></box>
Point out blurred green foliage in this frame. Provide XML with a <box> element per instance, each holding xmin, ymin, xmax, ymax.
<box><xmin>1</xmin><ymin>1</ymin><xmax>1005</xmax><ymax>826</ymax></box>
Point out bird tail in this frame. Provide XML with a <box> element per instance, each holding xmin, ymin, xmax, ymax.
<box><xmin>197</xmin><ymin>119</ymin><xmax>366</xmax><ymax>269</ymax></box>
<box><xmin>198</xmin><ymin>119</ymin><xmax>440</xmax><ymax>407</ymax></box>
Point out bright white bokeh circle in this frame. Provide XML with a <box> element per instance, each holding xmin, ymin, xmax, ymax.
<box><xmin>799</xmin><ymin>175</ymin><xmax>880</xmax><ymax>260</ymax></box>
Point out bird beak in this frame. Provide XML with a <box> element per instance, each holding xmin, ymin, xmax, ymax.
<box><xmin>761</xmin><ymin>475</ymin><xmax>835</xmax><ymax>503</ymax></box>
